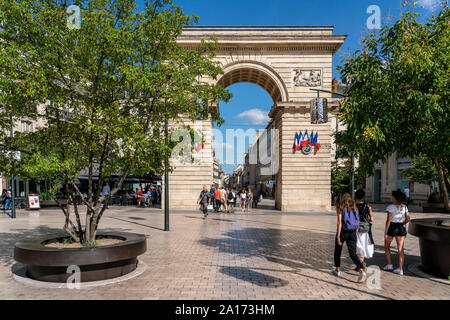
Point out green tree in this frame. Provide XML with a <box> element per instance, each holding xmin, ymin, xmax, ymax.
<box><xmin>331</xmin><ymin>160</ymin><xmax>352</xmax><ymax>194</ymax></box>
<box><xmin>402</xmin><ymin>155</ymin><xmax>438</xmax><ymax>188</ymax></box>
<box><xmin>0</xmin><ymin>0</ymin><xmax>231</xmax><ymax>242</ymax></box>
<box><xmin>336</xmin><ymin>6</ymin><xmax>449</xmax><ymax>211</ymax></box>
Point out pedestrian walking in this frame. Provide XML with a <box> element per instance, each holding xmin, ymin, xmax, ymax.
<box><xmin>214</xmin><ymin>187</ymin><xmax>222</xmax><ymax>213</ymax></box>
<box><xmin>135</xmin><ymin>187</ymin><xmax>143</xmax><ymax>206</ymax></box>
<box><xmin>102</xmin><ymin>183</ymin><xmax>110</xmax><ymax>197</ymax></box>
<box><xmin>226</xmin><ymin>187</ymin><xmax>236</xmax><ymax>213</ymax></box>
<box><xmin>248</xmin><ymin>189</ymin><xmax>254</xmax><ymax>209</ymax></box>
<box><xmin>240</xmin><ymin>188</ymin><xmax>248</xmax><ymax>212</ymax></box>
<box><xmin>3</xmin><ymin>189</ymin><xmax>12</xmax><ymax>211</ymax></box>
<box><xmin>403</xmin><ymin>186</ymin><xmax>410</xmax><ymax>206</ymax></box>
<box><xmin>355</xmin><ymin>189</ymin><xmax>374</xmax><ymax>269</ymax></box>
<box><xmin>197</xmin><ymin>185</ymin><xmax>211</xmax><ymax>218</ymax></box>
<box><xmin>102</xmin><ymin>183</ymin><xmax>110</xmax><ymax>208</ymax></box>
<box><xmin>383</xmin><ymin>190</ymin><xmax>411</xmax><ymax>275</ymax></box>
<box><xmin>332</xmin><ymin>193</ymin><xmax>366</xmax><ymax>283</ymax></box>
<box><xmin>1</xmin><ymin>189</ymin><xmax>6</xmax><ymax>210</ymax></box>
<box><xmin>220</xmin><ymin>186</ymin><xmax>228</xmax><ymax>212</ymax></box>
<box><xmin>145</xmin><ymin>189</ymin><xmax>153</xmax><ymax>207</ymax></box>
<box><xmin>253</xmin><ymin>189</ymin><xmax>259</xmax><ymax>208</ymax></box>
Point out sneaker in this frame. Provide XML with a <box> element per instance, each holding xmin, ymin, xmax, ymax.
<box><xmin>357</xmin><ymin>271</ymin><xmax>367</xmax><ymax>283</ymax></box>
<box><xmin>393</xmin><ymin>268</ymin><xmax>404</xmax><ymax>275</ymax></box>
<box><xmin>355</xmin><ymin>263</ymin><xmax>366</xmax><ymax>271</ymax></box>
<box><xmin>332</xmin><ymin>269</ymin><xmax>341</xmax><ymax>277</ymax></box>
<box><xmin>383</xmin><ymin>264</ymin><xmax>394</xmax><ymax>271</ymax></box>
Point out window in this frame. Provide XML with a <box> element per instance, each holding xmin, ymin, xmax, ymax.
<box><xmin>21</xmin><ymin>121</ymin><xmax>33</xmax><ymax>132</ymax></box>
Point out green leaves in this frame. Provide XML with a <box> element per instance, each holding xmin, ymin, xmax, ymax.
<box><xmin>402</xmin><ymin>155</ymin><xmax>439</xmax><ymax>186</ymax></box>
<box><xmin>331</xmin><ymin>160</ymin><xmax>352</xmax><ymax>193</ymax></box>
<box><xmin>0</xmin><ymin>0</ymin><xmax>230</xmax><ymax>203</ymax></box>
<box><xmin>337</xmin><ymin>7</ymin><xmax>449</xmax><ymax>177</ymax></box>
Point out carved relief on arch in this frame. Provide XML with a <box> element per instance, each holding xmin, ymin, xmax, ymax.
<box><xmin>292</xmin><ymin>69</ymin><xmax>322</xmax><ymax>87</ymax></box>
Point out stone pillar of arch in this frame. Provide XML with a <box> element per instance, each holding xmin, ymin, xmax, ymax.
<box><xmin>162</xmin><ymin>26</ymin><xmax>346</xmax><ymax>212</ymax></box>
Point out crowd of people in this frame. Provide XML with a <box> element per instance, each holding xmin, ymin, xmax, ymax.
<box><xmin>333</xmin><ymin>188</ymin><xmax>410</xmax><ymax>283</ymax></box>
<box><xmin>197</xmin><ymin>185</ymin><xmax>262</xmax><ymax>218</ymax></box>
<box><xmin>1</xmin><ymin>181</ymin><xmax>162</xmax><ymax>211</ymax></box>
<box><xmin>57</xmin><ymin>183</ymin><xmax>162</xmax><ymax>208</ymax></box>
<box><xmin>133</xmin><ymin>185</ymin><xmax>162</xmax><ymax>208</ymax></box>
<box><xmin>96</xmin><ymin>184</ymin><xmax>162</xmax><ymax>207</ymax></box>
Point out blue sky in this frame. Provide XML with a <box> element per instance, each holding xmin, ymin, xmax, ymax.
<box><xmin>137</xmin><ymin>0</ymin><xmax>444</xmax><ymax>172</ymax></box>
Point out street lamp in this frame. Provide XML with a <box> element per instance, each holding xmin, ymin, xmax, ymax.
<box><xmin>164</xmin><ymin>99</ymin><xmax>169</xmax><ymax>231</ymax></box>
<box><xmin>9</xmin><ymin>112</ymin><xmax>16</xmax><ymax>219</ymax></box>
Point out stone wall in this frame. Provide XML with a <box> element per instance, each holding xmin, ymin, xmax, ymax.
<box><xmin>161</xmin><ymin>117</ymin><xmax>213</xmax><ymax>210</ymax></box>
<box><xmin>273</xmin><ymin>104</ymin><xmax>332</xmax><ymax>212</ymax></box>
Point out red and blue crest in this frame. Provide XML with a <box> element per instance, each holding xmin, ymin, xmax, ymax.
<box><xmin>293</xmin><ymin>130</ymin><xmax>321</xmax><ymax>154</ymax></box>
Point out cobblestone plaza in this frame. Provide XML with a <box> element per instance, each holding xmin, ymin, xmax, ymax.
<box><xmin>0</xmin><ymin>201</ymin><xmax>448</xmax><ymax>300</ymax></box>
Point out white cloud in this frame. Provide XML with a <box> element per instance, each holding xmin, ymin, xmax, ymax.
<box><xmin>213</xmin><ymin>141</ymin><xmax>233</xmax><ymax>151</ymax></box>
<box><xmin>237</xmin><ymin>108</ymin><xmax>269</xmax><ymax>125</ymax></box>
<box><xmin>418</xmin><ymin>0</ymin><xmax>440</xmax><ymax>10</ymax></box>
<box><xmin>213</xmin><ymin>141</ymin><xmax>233</xmax><ymax>163</ymax></box>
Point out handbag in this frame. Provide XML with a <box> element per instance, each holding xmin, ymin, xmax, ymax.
<box><xmin>206</xmin><ymin>204</ymin><xmax>213</xmax><ymax>210</ymax></box>
<box><xmin>359</xmin><ymin>221</ymin><xmax>370</xmax><ymax>233</ymax></box>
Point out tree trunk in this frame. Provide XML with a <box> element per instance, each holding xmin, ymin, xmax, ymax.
<box><xmin>433</xmin><ymin>158</ymin><xmax>450</xmax><ymax>212</ymax></box>
<box><xmin>85</xmin><ymin>206</ymin><xmax>92</xmax><ymax>243</ymax></box>
<box><xmin>70</xmin><ymin>193</ymin><xmax>84</xmax><ymax>243</ymax></box>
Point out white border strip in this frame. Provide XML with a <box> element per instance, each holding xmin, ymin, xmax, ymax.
<box><xmin>13</xmin><ymin>260</ymin><xmax>148</xmax><ymax>289</ymax></box>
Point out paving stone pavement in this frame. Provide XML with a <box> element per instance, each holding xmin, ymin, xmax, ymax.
<box><xmin>0</xmin><ymin>201</ymin><xmax>448</xmax><ymax>300</ymax></box>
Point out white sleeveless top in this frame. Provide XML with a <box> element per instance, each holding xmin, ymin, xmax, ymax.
<box><xmin>387</xmin><ymin>204</ymin><xmax>408</xmax><ymax>223</ymax></box>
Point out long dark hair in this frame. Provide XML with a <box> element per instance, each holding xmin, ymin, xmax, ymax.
<box><xmin>392</xmin><ymin>189</ymin><xmax>407</xmax><ymax>204</ymax></box>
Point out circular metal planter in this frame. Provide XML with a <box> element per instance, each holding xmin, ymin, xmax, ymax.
<box><xmin>408</xmin><ymin>218</ymin><xmax>450</xmax><ymax>279</ymax></box>
<box><xmin>14</xmin><ymin>232</ymin><xmax>147</xmax><ymax>283</ymax></box>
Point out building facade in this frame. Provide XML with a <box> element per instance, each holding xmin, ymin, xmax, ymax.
<box><xmin>365</xmin><ymin>153</ymin><xmax>431</xmax><ymax>204</ymax></box>
<box><xmin>213</xmin><ymin>157</ymin><xmax>224</xmax><ymax>186</ymax></box>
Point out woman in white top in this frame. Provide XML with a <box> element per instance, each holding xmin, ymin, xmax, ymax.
<box><xmin>384</xmin><ymin>190</ymin><xmax>411</xmax><ymax>275</ymax></box>
<box><xmin>240</xmin><ymin>189</ymin><xmax>247</xmax><ymax>211</ymax></box>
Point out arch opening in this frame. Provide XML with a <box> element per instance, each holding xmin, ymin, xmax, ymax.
<box><xmin>217</xmin><ymin>62</ymin><xmax>288</xmax><ymax>103</ymax></box>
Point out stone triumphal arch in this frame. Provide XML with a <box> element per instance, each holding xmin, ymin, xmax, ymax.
<box><xmin>162</xmin><ymin>26</ymin><xmax>346</xmax><ymax>212</ymax></box>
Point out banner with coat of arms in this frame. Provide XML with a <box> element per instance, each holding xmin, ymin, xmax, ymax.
<box><xmin>293</xmin><ymin>130</ymin><xmax>321</xmax><ymax>155</ymax></box>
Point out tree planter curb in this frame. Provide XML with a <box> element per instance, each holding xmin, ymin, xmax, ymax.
<box><xmin>408</xmin><ymin>218</ymin><xmax>450</xmax><ymax>279</ymax></box>
<box><xmin>14</xmin><ymin>232</ymin><xmax>147</xmax><ymax>283</ymax></box>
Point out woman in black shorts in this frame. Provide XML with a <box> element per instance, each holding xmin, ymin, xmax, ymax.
<box><xmin>383</xmin><ymin>190</ymin><xmax>411</xmax><ymax>275</ymax></box>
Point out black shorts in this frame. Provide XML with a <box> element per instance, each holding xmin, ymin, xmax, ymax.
<box><xmin>387</xmin><ymin>222</ymin><xmax>407</xmax><ymax>237</ymax></box>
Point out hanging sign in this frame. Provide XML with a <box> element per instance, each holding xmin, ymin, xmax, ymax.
<box><xmin>293</xmin><ymin>130</ymin><xmax>321</xmax><ymax>155</ymax></box>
